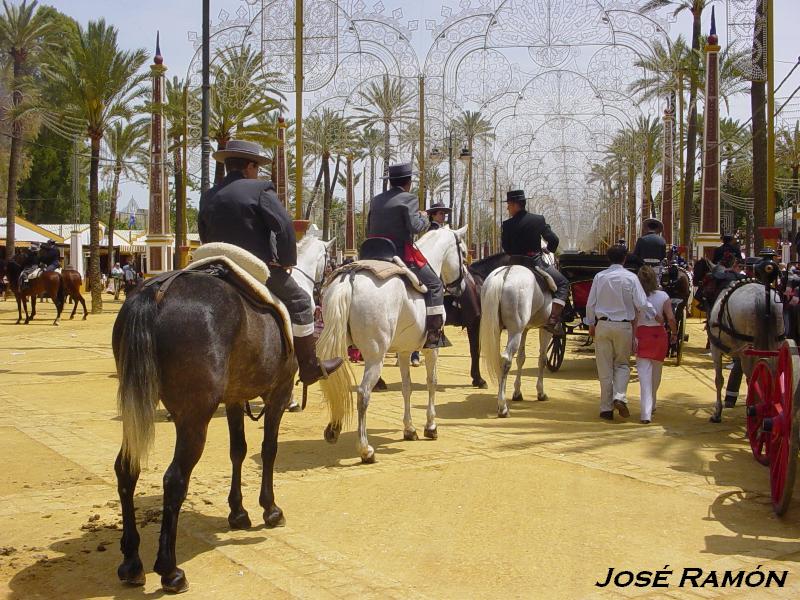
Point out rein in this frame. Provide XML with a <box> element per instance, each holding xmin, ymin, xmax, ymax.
<box><xmin>707</xmin><ymin>278</ymin><xmax>784</xmax><ymax>354</ymax></box>
<box><xmin>442</xmin><ymin>231</ymin><xmax>466</xmax><ymax>296</ymax></box>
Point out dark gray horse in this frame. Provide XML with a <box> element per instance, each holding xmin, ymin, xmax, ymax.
<box><xmin>113</xmin><ymin>270</ymin><xmax>295</xmax><ymax>593</ymax></box>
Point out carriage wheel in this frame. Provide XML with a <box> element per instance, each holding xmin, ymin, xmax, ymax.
<box><xmin>746</xmin><ymin>360</ymin><xmax>775</xmax><ymax>466</ymax></box>
<box><xmin>546</xmin><ymin>333</ymin><xmax>566</xmax><ymax>372</ymax></box>
<box><xmin>770</xmin><ymin>340</ymin><xmax>800</xmax><ymax>515</ymax></box>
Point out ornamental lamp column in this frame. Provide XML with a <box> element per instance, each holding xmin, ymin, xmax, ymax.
<box><xmin>276</xmin><ymin>116</ymin><xmax>289</xmax><ymax>209</ymax></box>
<box><xmin>697</xmin><ymin>7</ymin><xmax>722</xmax><ymax>260</ymax></box>
<box><xmin>661</xmin><ymin>100</ymin><xmax>675</xmax><ymax>245</ymax></box>
<box><xmin>144</xmin><ymin>33</ymin><xmax>174</xmax><ymax>274</ymax></box>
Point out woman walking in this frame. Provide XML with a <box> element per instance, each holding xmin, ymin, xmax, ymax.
<box><xmin>635</xmin><ymin>266</ymin><xmax>677</xmax><ymax>424</ymax></box>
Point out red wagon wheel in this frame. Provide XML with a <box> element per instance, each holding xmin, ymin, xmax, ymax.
<box><xmin>769</xmin><ymin>340</ymin><xmax>800</xmax><ymax>515</ymax></box>
<box><xmin>746</xmin><ymin>360</ymin><xmax>775</xmax><ymax>466</ymax></box>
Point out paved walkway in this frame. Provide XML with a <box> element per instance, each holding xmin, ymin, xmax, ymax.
<box><xmin>0</xmin><ymin>298</ymin><xmax>798</xmax><ymax>599</ymax></box>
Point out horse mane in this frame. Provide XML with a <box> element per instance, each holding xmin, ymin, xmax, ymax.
<box><xmin>296</xmin><ymin>234</ymin><xmax>317</xmax><ymax>254</ymax></box>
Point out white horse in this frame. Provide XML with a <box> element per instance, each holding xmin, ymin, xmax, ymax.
<box><xmin>479</xmin><ymin>265</ymin><xmax>554</xmax><ymax>417</ymax></box>
<box><xmin>287</xmin><ymin>234</ymin><xmax>334</xmax><ymax>412</ymax></box>
<box><xmin>317</xmin><ymin>226</ymin><xmax>467</xmax><ymax>463</ymax></box>
<box><xmin>708</xmin><ymin>280</ymin><xmax>783</xmax><ymax>422</ymax></box>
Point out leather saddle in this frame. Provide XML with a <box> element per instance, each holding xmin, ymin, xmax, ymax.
<box><xmin>359</xmin><ymin>237</ymin><xmax>397</xmax><ymax>262</ymax></box>
<box><xmin>326</xmin><ymin>238</ymin><xmax>427</xmax><ymax>293</ymax></box>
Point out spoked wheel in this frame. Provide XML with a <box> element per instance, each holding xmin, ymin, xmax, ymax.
<box><xmin>769</xmin><ymin>340</ymin><xmax>800</xmax><ymax>515</ymax></box>
<box><xmin>546</xmin><ymin>333</ymin><xmax>566</xmax><ymax>372</ymax></box>
<box><xmin>746</xmin><ymin>360</ymin><xmax>776</xmax><ymax>466</ymax></box>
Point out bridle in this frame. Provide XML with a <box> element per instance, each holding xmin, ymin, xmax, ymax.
<box><xmin>443</xmin><ymin>230</ymin><xmax>466</xmax><ymax>296</ymax></box>
<box><xmin>292</xmin><ymin>244</ymin><xmax>329</xmax><ymax>302</ymax></box>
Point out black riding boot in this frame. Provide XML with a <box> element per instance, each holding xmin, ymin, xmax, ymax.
<box><xmin>543</xmin><ymin>302</ymin><xmax>564</xmax><ymax>334</ymax></box>
<box><xmin>294</xmin><ymin>335</ymin><xmax>344</xmax><ymax>385</ymax></box>
<box><xmin>424</xmin><ymin>314</ymin><xmax>444</xmax><ymax>349</ymax></box>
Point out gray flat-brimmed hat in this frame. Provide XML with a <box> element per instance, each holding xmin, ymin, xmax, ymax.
<box><xmin>212</xmin><ymin>139</ymin><xmax>270</xmax><ymax>165</ymax></box>
<box><xmin>426</xmin><ymin>202</ymin><xmax>452</xmax><ymax>215</ymax></box>
<box><xmin>381</xmin><ymin>162</ymin><xmax>417</xmax><ymax>180</ymax></box>
<box><xmin>643</xmin><ymin>217</ymin><xmax>663</xmax><ymax>233</ymax></box>
<box><xmin>506</xmin><ymin>190</ymin><xmax>527</xmax><ymax>205</ymax></box>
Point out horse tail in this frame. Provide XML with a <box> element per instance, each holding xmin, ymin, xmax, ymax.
<box><xmin>317</xmin><ymin>278</ymin><xmax>355</xmax><ymax>430</ymax></box>
<box><xmin>480</xmin><ymin>270</ymin><xmax>505</xmax><ymax>385</ymax></box>
<box><xmin>114</xmin><ymin>287</ymin><xmax>160</xmax><ymax>470</ymax></box>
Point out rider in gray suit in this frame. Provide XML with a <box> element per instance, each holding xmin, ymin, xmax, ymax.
<box><xmin>366</xmin><ymin>163</ymin><xmax>445</xmax><ymax>348</ymax></box>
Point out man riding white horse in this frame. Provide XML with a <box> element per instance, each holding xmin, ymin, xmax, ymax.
<box><xmin>198</xmin><ymin>139</ymin><xmax>343</xmax><ymax>385</ymax></box>
<box><xmin>501</xmin><ymin>189</ymin><xmax>569</xmax><ymax>333</ymax></box>
<box><xmin>366</xmin><ymin>163</ymin><xmax>445</xmax><ymax>347</ymax></box>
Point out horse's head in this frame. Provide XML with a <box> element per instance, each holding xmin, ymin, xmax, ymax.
<box><xmin>442</xmin><ymin>225</ymin><xmax>468</xmax><ymax>295</ymax></box>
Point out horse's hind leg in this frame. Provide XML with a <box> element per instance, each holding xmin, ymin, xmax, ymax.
<box><xmin>357</xmin><ymin>359</ymin><xmax>383</xmax><ymax>463</ymax></box>
<box><xmin>536</xmin><ymin>329</ymin><xmax>551</xmax><ymax>401</ymax></box>
<box><xmin>399</xmin><ymin>352</ymin><xmax>417</xmax><ymax>440</ymax></box>
<box><xmin>259</xmin><ymin>377</ymin><xmax>293</xmax><ymax>528</ymax></box>
<box><xmin>15</xmin><ymin>295</ymin><xmax>22</xmax><ymax>324</ymax></box>
<box><xmin>511</xmin><ymin>329</ymin><xmax>528</xmax><ymax>402</ymax></box>
<box><xmin>80</xmin><ymin>294</ymin><xmax>88</xmax><ymax>319</ymax></box>
<box><xmin>710</xmin><ymin>347</ymin><xmax>724</xmax><ymax>423</ymax></box>
<box><xmin>114</xmin><ymin>452</ymin><xmax>145</xmax><ymax>586</ymax></box>
<box><xmin>69</xmin><ymin>293</ymin><xmax>78</xmax><ymax>319</ymax></box>
<box><xmin>498</xmin><ymin>330</ymin><xmax>523</xmax><ymax>417</ymax></box>
<box><xmin>225</xmin><ymin>403</ymin><xmax>251</xmax><ymax>529</ymax></box>
<box><xmin>153</xmin><ymin>414</ymin><xmax>211</xmax><ymax>593</ymax></box>
<box><xmin>53</xmin><ymin>289</ymin><xmax>63</xmax><ymax>326</ymax></box>
<box><xmin>422</xmin><ymin>348</ymin><xmax>439</xmax><ymax>439</ymax></box>
<box><xmin>29</xmin><ymin>296</ymin><xmax>36</xmax><ymax>322</ymax></box>
<box><xmin>468</xmin><ymin>320</ymin><xmax>487</xmax><ymax>389</ymax></box>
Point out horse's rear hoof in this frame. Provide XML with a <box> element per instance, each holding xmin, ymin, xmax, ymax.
<box><xmin>373</xmin><ymin>378</ymin><xmax>387</xmax><ymax>391</ymax></box>
<box><xmin>473</xmin><ymin>378</ymin><xmax>488</xmax><ymax>389</ymax></box>
<box><xmin>161</xmin><ymin>568</ymin><xmax>188</xmax><ymax>594</ymax></box>
<box><xmin>264</xmin><ymin>505</ymin><xmax>285</xmax><ymax>528</ymax></box>
<box><xmin>360</xmin><ymin>447</ymin><xmax>376</xmax><ymax>464</ymax></box>
<box><xmin>83</xmin><ymin>315</ymin><xmax>88</xmax><ymax>320</ymax></box>
<box><xmin>537</xmin><ymin>393</ymin><xmax>548</xmax><ymax>402</ymax></box>
<box><xmin>69</xmin><ymin>316</ymin><xmax>75</xmax><ymax>320</ymax></box>
<box><xmin>403</xmin><ymin>430</ymin><xmax>419</xmax><ymax>441</ymax></box>
<box><xmin>498</xmin><ymin>408</ymin><xmax>509</xmax><ymax>418</ymax></box>
<box><xmin>117</xmin><ymin>558</ymin><xmax>145</xmax><ymax>586</ymax></box>
<box><xmin>512</xmin><ymin>391</ymin><xmax>524</xmax><ymax>402</ymax></box>
<box><xmin>287</xmin><ymin>401</ymin><xmax>302</xmax><ymax>413</ymax></box>
<box><xmin>228</xmin><ymin>510</ymin><xmax>252</xmax><ymax>530</ymax></box>
<box><xmin>709</xmin><ymin>414</ymin><xmax>722</xmax><ymax>423</ymax></box>
<box><xmin>424</xmin><ymin>427</ymin><xmax>438</xmax><ymax>440</ymax></box>
<box><xmin>324</xmin><ymin>423</ymin><xmax>340</xmax><ymax>444</ymax></box>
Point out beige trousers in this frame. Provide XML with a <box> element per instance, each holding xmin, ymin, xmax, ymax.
<box><xmin>594</xmin><ymin>320</ymin><xmax>633</xmax><ymax>412</ymax></box>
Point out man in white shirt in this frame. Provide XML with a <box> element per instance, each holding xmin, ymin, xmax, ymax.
<box><xmin>586</xmin><ymin>244</ymin><xmax>649</xmax><ymax>420</ymax></box>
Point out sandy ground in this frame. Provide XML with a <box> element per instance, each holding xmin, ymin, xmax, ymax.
<box><xmin>0</xmin><ymin>295</ymin><xmax>799</xmax><ymax>599</ymax></box>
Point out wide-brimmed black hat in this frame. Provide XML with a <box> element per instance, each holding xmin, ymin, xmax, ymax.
<box><xmin>506</xmin><ymin>190</ymin><xmax>527</xmax><ymax>204</ymax></box>
<box><xmin>426</xmin><ymin>202</ymin><xmax>451</xmax><ymax>215</ymax></box>
<box><xmin>381</xmin><ymin>162</ymin><xmax>417</xmax><ymax>180</ymax></box>
<box><xmin>212</xmin><ymin>139</ymin><xmax>270</xmax><ymax>165</ymax></box>
<box><xmin>643</xmin><ymin>218</ymin><xmax>663</xmax><ymax>233</ymax></box>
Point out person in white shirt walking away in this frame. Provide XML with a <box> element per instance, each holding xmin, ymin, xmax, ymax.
<box><xmin>633</xmin><ymin>266</ymin><xmax>677</xmax><ymax>424</ymax></box>
<box><xmin>586</xmin><ymin>244</ymin><xmax>649</xmax><ymax>421</ymax></box>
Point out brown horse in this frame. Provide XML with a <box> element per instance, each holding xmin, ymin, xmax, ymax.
<box><xmin>0</xmin><ymin>251</ymin><xmax>65</xmax><ymax>325</ymax></box>
<box><xmin>60</xmin><ymin>267</ymin><xmax>88</xmax><ymax>320</ymax></box>
<box><xmin>113</xmin><ymin>269</ymin><xmax>296</xmax><ymax>593</ymax></box>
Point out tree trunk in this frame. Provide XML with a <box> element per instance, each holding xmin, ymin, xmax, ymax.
<box><xmin>382</xmin><ymin>120</ymin><xmax>390</xmax><ymax>191</ymax></box>
<box><xmin>328</xmin><ymin>156</ymin><xmax>342</xmax><ymax>197</ymax></box>
<box><xmin>173</xmin><ymin>145</ymin><xmax>184</xmax><ymax>268</ymax></box>
<box><xmin>369</xmin><ymin>155</ymin><xmax>376</xmax><ymax>200</ymax></box>
<box><xmin>322</xmin><ymin>153</ymin><xmax>331</xmax><ymax>239</ymax></box>
<box><xmin>681</xmin><ymin>9</ymin><xmax>703</xmax><ymax>249</ymax></box>
<box><xmin>627</xmin><ymin>162</ymin><xmax>636</xmax><ymax>244</ymax></box>
<box><xmin>107</xmin><ymin>166</ymin><xmax>121</xmax><ymax>272</ymax></box>
<box><xmin>89</xmin><ymin>135</ymin><xmax>103</xmax><ymax>313</ymax></box>
<box><xmin>304</xmin><ymin>163</ymin><xmax>325</xmax><ymax>220</ymax></box>
<box><xmin>752</xmin><ymin>0</ymin><xmax>768</xmax><ymax>251</ymax></box>
<box><xmin>4</xmin><ymin>58</ymin><xmax>23</xmax><ymax>259</ymax></box>
<box><xmin>792</xmin><ymin>165</ymin><xmax>798</xmax><ymax>260</ymax></box>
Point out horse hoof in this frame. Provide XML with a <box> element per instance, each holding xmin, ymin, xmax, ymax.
<box><xmin>117</xmin><ymin>557</ymin><xmax>145</xmax><ymax>586</ymax></box>
<box><xmin>53</xmin><ymin>322</ymin><xmax>59</xmax><ymax>326</ymax></box>
<box><xmin>323</xmin><ymin>423</ymin><xmax>340</xmax><ymax>444</ymax></box>
<box><xmin>537</xmin><ymin>393</ymin><xmax>548</xmax><ymax>402</ymax></box>
<box><xmin>373</xmin><ymin>378</ymin><xmax>387</xmax><ymax>391</ymax></box>
<box><xmin>361</xmin><ymin>448</ymin><xmax>376</xmax><ymax>464</ymax></box>
<box><xmin>69</xmin><ymin>316</ymin><xmax>75</xmax><ymax>320</ymax></box>
<box><xmin>264</xmin><ymin>506</ymin><xmax>285</xmax><ymax>528</ymax></box>
<box><xmin>424</xmin><ymin>427</ymin><xmax>438</xmax><ymax>440</ymax></box>
<box><xmin>512</xmin><ymin>391</ymin><xmax>524</xmax><ymax>402</ymax></box>
<box><xmin>287</xmin><ymin>401</ymin><xmax>302</xmax><ymax>413</ymax></box>
<box><xmin>161</xmin><ymin>569</ymin><xmax>188</xmax><ymax>594</ymax></box>
<box><xmin>473</xmin><ymin>378</ymin><xmax>488</xmax><ymax>389</ymax></box>
<box><xmin>709</xmin><ymin>415</ymin><xmax>722</xmax><ymax>424</ymax></box>
<box><xmin>228</xmin><ymin>510</ymin><xmax>252</xmax><ymax>530</ymax></box>
<box><xmin>498</xmin><ymin>408</ymin><xmax>509</xmax><ymax>418</ymax></box>
<box><xmin>83</xmin><ymin>315</ymin><xmax>88</xmax><ymax>320</ymax></box>
<box><xmin>403</xmin><ymin>430</ymin><xmax>419</xmax><ymax>441</ymax></box>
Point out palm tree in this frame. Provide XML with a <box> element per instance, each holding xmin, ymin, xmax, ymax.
<box><xmin>48</xmin><ymin>19</ymin><xmax>147</xmax><ymax>312</ymax></box>
<box><xmin>103</xmin><ymin>119</ymin><xmax>147</xmax><ymax>269</ymax></box>
<box><xmin>635</xmin><ymin>115</ymin><xmax>662</xmax><ymax>220</ymax></box>
<box><xmin>209</xmin><ymin>45</ymin><xmax>284</xmax><ymax>183</ymax></box>
<box><xmin>399</xmin><ymin>121</ymin><xmax>420</xmax><ymax>168</ymax></box>
<box><xmin>643</xmin><ymin>0</ymin><xmax>715</xmax><ymax>248</ymax></box>
<box><xmin>304</xmin><ymin>108</ymin><xmax>355</xmax><ymax>238</ymax></box>
<box><xmin>353</xmin><ymin>75</ymin><xmax>414</xmax><ymax>190</ymax></box>
<box><xmin>359</xmin><ymin>126</ymin><xmax>382</xmax><ymax>201</ymax></box>
<box><xmin>453</xmin><ymin>110</ymin><xmax>494</xmax><ymax>227</ymax></box>
<box><xmin>0</xmin><ymin>0</ymin><xmax>56</xmax><ymax>258</ymax></box>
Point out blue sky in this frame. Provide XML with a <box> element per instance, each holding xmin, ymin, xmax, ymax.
<box><xmin>43</xmin><ymin>0</ymin><xmax>800</xmax><ymax>210</ymax></box>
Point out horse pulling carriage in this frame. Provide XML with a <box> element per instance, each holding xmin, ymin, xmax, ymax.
<box><xmin>544</xmin><ymin>253</ymin><xmax>691</xmax><ymax>372</ymax></box>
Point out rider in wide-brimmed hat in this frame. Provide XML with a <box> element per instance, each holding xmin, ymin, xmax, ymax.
<box><xmin>501</xmin><ymin>189</ymin><xmax>569</xmax><ymax>333</ymax></box>
<box><xmin>426</xmin><ymin>202</ymin><xmax>451</xmax><ymax>230</ymax></box>
<box><xmin>632</xmin><ymin>217</ymin><xmax>667</xmax><ymax>267</ymax></box>
<box><xmin>366</xmin><ymin>162</ymin><xmax>446</xmax><ymax>347</ymax></box>
<box><xmin>199</xmin><ymin>139</ymin><xmax>343</xmax><ymax>385</ymax></box>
